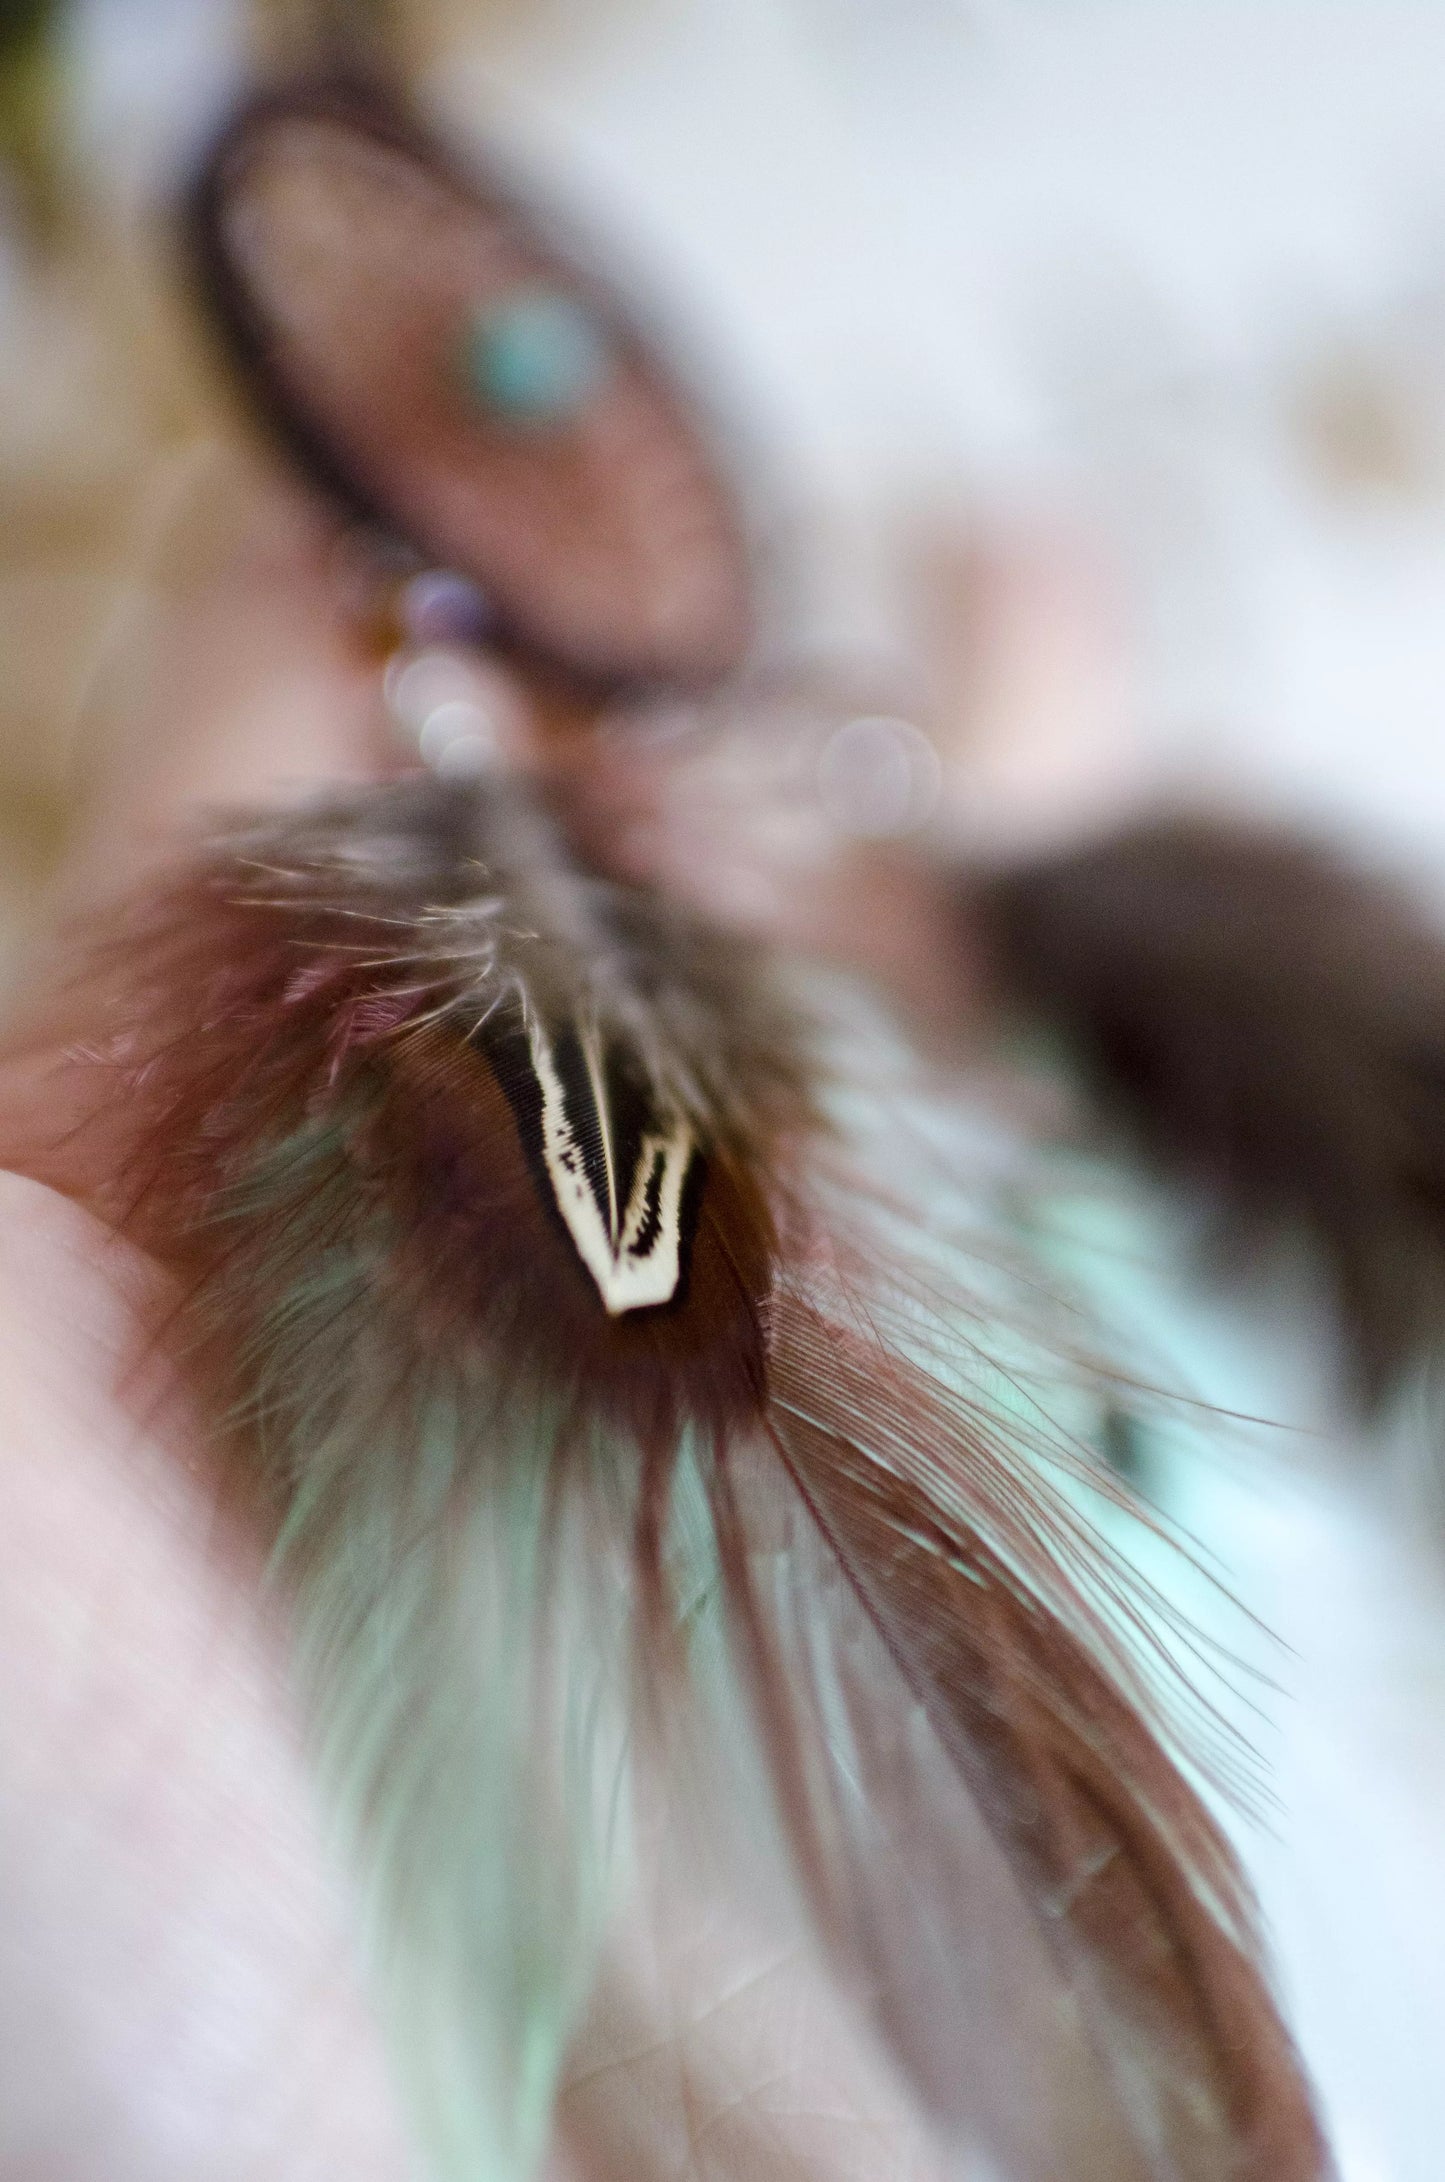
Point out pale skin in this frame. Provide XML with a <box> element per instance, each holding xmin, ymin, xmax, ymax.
<box><xmin>0</xmin><ymin>452</ymin><xmax>983</xmax><ymax>2181</ymax></box>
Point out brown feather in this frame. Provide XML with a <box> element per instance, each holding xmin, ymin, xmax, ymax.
<box><xmin>100</xmin><ymin>775</ymin><xmax>800</xmax><ymax>1494</ymax></box>
<box><xmin>746</xmin><ymin>1280</ymin><xmax>1330</xmax><ymax>2179</ymax></box>
<box><xmin>976</xmin><ymin>814</ymin><xmax>1445</xmax><ymax>1404</ymax></box>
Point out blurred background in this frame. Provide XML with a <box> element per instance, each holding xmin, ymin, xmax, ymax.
<box><xmin>4</xmin><ymin>3</ymin><xmax>1445</xmax><ymax>2177</ymax></box>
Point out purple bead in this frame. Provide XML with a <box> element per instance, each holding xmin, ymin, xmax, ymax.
<box><xmin>400</xmin><ymin>569</ymin><xmax>495</xmax><ymax>648</ymax></box>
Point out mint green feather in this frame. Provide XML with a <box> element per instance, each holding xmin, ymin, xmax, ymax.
<box><xmin>217</xmin><ymin>1113</ymin><xmax>635</xmax><ymax>2181</ymax></box>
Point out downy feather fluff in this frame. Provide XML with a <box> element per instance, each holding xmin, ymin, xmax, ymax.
<box><xmin>91</xmin><ymin>772</ymin><xmax>1330</xmax><ymax>2181</ymax></box>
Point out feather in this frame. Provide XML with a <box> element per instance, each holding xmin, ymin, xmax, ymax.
<box><xmin>97</xmin><ymin>774</ymin><xmax>792</xmax><ymax>2177</ymax></box>
<box><xmin>975</xmin><ymin>814</ymin><xmax>1445</xmax><ymax>1406</ymax></box>
<box><xmin>92</xmin><ymin>777</ymin><xmax>1329</xmax><ymax>2178</ymax></box>
<box><xmin>745</xmin><ymin>1278</ymin><xmax>1324</xmax><ymax>2178</ymax></box>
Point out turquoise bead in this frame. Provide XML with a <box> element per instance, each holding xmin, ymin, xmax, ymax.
<box><xmin>462</xmin><ymin>289</ymin><xmax>613</xmax><ymax>426</ymax></box>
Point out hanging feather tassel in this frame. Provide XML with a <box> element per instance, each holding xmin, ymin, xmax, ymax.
<box><xmin>82</xmin><ymin>772</ymin><xmax>1330</xmax><ymax>2180</ymax></box>
<box><xmin>975</xmin><ymin>814</ymin><xmax>1445</xmax><ymax>1407</ymax></box>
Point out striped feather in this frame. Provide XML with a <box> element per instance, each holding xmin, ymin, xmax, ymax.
<box><xmin>91</xmin><ymin>775</ymin><xmax>1330</xmax><ymax>2179</ymax></box>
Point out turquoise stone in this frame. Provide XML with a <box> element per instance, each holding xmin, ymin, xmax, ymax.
<box><xmin>462</xmin><ymin>289</ymin><xmax>613</xmax><ymax>426</ymax></box>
